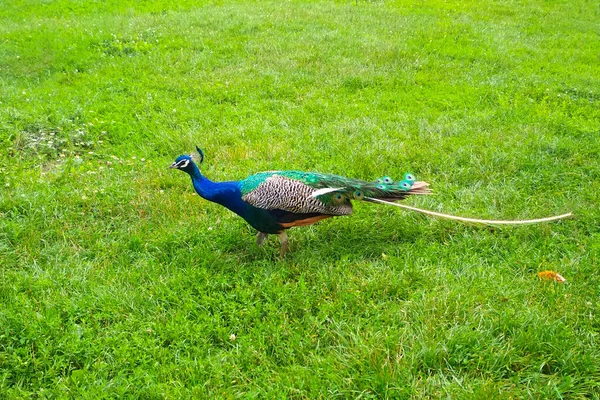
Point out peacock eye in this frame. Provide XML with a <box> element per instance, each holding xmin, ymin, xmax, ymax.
<box><xmin>397</xmin><ymin>181</ymin><xmax>411</xmax><ymax>191</ymax></box>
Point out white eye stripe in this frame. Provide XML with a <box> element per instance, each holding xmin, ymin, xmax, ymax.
<box><xmin>178</xmin><ymin>159</ymin><xmax>190</xmax><ymax>168</ymax></box>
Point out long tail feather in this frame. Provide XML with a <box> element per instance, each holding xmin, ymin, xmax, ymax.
<box><xmin>366</xmin><ymin>197</ymin><xmax>573</xmax><ymax>225</ymax></box>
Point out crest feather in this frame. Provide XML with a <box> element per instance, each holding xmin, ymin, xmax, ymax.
<box><xmin>191</xmin><ymin>147</ymin><xmax>204</xmax><ymax>164</ymax></box>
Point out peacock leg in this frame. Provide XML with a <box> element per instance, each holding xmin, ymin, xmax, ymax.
<box><xmin>256</xmin><ymin>232</ymin><xmax>268</xmax><ymax>246</ymax></box>
<box><xmin>277</xmin><ymin>231</ymin><xmax>289</xmax><ymax>257</ymax></box>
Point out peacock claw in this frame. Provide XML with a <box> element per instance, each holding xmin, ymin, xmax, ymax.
<box><xmin>256</xmin><ymin>232</ymin><xmax>268</xmax><ymax>246</ymax></box>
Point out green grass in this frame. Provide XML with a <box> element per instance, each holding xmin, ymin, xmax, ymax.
<box><xmin>1</xmin><ymin>0</ymin><xmax>599</xmax><ymax>397</ymax></box>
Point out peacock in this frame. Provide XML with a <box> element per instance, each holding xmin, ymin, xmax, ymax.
<box><xmin>170</xmin><ymin>147</ymin><xmax>572</xmax><ymax>256</ymax></box>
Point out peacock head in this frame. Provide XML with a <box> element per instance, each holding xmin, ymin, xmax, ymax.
<box><xmin>169</xmin><ymin>146</ymin><xmax>204</xmax><ymax>175</ymax></box>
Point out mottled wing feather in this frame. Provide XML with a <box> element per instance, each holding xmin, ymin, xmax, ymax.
<box><xmin>241</xmin><ymin>175</ymin><xmax>353</xmax><ymax>216</ymax></box>
<box><xmin>239</xmin><ymin>170</ymin><xmax>368</xmax><ymax>194</ymax></box>
<box><xmin>239</xmin><ymin>170</ymin><xmax>430</xmax><ymax>216</ymax></box>
<box><xmin>239</xmin><ymin>172</ymin><xmax>281</xmax><ymax>195</ymax></box>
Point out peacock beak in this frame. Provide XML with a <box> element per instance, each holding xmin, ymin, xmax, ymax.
<box><xmin>169</xmin><ymin>162</ymin><xmax>178</xmax><ymax>169</ymax></box>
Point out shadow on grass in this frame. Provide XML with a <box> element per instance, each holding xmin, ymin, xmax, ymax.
<box><xmin>216</xmin><ymin>218</ymin><xmax>435</xmax><ymax>263</ymax></box>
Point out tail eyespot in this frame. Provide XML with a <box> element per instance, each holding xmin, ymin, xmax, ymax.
<box><xmin>399</xmin><ymin>181</ymin><xmax>412</xmax><ymax>190</ymax></box>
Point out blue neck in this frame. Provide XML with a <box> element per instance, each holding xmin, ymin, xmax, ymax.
<box><xmin>189</xmin><ymin>173</ymin><xmax>249</xmax><ymax>216</ymax></box>
<box><xmin>191</xmin><ymin>174</ymin><xmax>219</xmax><ymax>200</ymax></box>
<box><xmin>185</xmin><ymin>166</ymin><xmax>283</xmax><ymax>234</ymax></box>
<box><xmin>186</xmin><ymin>163</ymin><xmax>219</xmax><ymax>201</ymax></box>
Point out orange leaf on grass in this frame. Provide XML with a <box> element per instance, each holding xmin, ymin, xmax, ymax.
<box><xmin>537</xmin><ymin>270</ymin><xmax>566</xmax><ymax>283</ymax></box>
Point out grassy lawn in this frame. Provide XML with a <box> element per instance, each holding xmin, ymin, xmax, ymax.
<box><xmin>1</xmin><ymin>0</ymin><xmax>599</xmax><ymax>397</ymax></box>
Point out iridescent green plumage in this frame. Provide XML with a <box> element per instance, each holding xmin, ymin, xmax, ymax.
<box><xmin>240</xmin><ymin>170</ymin><xmax>429</xmax><ymax>214</ymax></box>
<box><xmin>240</xmin><ymin>170</ymin><xmax>365</xmax><ymax>194</ymax></box>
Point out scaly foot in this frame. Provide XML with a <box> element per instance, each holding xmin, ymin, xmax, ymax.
<box><xmin>277</xmin><ymin>231</ymin><xmax>289</xmax><ymax>257</ymax></box>
<box><xmin>256</xmin><ymin>232</ymin><xmax>268</xmax><ymax>246</ymax></box>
